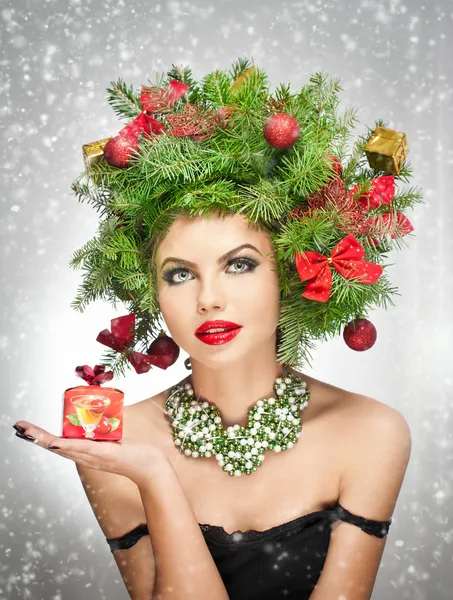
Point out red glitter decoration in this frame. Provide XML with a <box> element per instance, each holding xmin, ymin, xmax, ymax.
<box><xmin>263</xmin><ymin>113</ymin><xmax>300</xmax><ymax>149</ymax></box>
<box><xmin>343</xmin><ymin>318</ymin><xmax>377</xmax><ymax>351</ymax></box>
<box><xmin>103</xmin><ymin>134</ymin><xmax>140</xmax><ymax>169</ymax></box>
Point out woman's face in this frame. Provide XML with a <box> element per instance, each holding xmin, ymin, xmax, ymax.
<box><xmin>155</xmin><ymin>212</ymin><xmax>281</xmax><ymax>367</ymax></box>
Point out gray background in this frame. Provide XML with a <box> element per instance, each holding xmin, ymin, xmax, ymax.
<box><xmin>1</xmin><ymin>0</ymin><xmax>452</xmax><ymax>598</ymax></box>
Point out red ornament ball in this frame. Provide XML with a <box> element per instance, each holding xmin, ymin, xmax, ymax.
<box><xmin>343</xmin><ymin>318</ymin><xmax>377</xmax><ymax>351</ymax></box>
<box><xmin>146</xmin><ymin>330</ymin><xmax>180</xmax><ymax>368</ymax></box>
<box><xmin>103</xmin><ymin>134</ymin><xmax>139</xmax><ymax>168</ymax></box>
<box><xmin>263</xmin><ymin>113</ymin><xmax>300</xmax><ymax>149</ymax></box>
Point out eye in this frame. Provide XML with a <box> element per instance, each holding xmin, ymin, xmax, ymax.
<box><xmin>161</xmin><ymin>257</ymin><xmax>258</xmax><ymax>286</ymax></box>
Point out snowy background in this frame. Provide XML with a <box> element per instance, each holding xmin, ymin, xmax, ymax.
<box><xmin>1</xmin><ymin>0</ymin><xmax>452</xmax><ymax>598</ymax></box>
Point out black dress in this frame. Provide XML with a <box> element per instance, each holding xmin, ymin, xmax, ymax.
<box><xmin>105</xmin><ymin>500</ymin><xmax>392</xmax><ymax>600</ymax></box>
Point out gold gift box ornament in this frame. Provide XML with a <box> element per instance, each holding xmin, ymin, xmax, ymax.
<box><xmin>364</xmin><ymin>126</ymin><xmax>408</xmax><ymax>175</ymax></box>
<box><xmin>82</xmin><ymin>137</ymin><xmax>113</xmax><ymax>169</ymax></box>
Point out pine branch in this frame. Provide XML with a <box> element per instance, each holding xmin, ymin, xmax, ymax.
<box><xmin>106</xmin><ymin>79</ymin><xmax>143</xmax><ymax>119</ymax></box>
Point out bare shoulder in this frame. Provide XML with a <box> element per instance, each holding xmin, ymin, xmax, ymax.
<box><xmin>289</xmin><ymin>365</ymin><xmax>411</xmax><ymax>432</ymax></box>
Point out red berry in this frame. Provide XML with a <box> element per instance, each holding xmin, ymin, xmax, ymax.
<box><xmin>95</xmin><ymin>415</ymin><xmax>112</xmax><ymax>434</ymax></box>
<box><xmin>89</xmin><ymin>399</ymin><xmax>105</xmax><ymax>414</ymax></box>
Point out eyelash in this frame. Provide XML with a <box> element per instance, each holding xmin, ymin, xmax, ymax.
<box><xmin>162</xmin><ymin>257</ymin><xmax>259</xmax><ymax>286</ymax></box>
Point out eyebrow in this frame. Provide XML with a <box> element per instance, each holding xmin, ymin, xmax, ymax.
<box><xmin>160</xmin><ymin>243</ymin><xmax>262</xmax><ymax>270</ymax></box>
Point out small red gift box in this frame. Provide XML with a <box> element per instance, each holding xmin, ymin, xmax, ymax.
<box><xmin>62</xmin><ymin>365</ymin><xmax>123</xmax><ymax>441</ymax></box>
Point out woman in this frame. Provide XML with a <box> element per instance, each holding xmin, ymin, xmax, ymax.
<box><xmin>13</xmin><ymin>59</ymin><xmax>417</xmax><ymax>600</ymax></box>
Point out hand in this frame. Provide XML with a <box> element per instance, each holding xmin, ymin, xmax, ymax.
<box><xmin>13</xmin><ymin>421</ymin><xmax>172</xmax><ymax>488</ymax></box>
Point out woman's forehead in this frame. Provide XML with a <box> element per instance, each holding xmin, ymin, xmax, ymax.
<box><xmin>157</xmin><ymin>213</ymin><xmax>271</xmax><ymax>256</ymax></box>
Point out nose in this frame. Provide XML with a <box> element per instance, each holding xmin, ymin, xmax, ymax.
<box><xmin>196</xmin><ymin>276</ymin><xmax>226</xmax><ymax>313</ymax></box>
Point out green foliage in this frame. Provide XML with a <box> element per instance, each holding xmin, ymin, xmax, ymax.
<box><xmin>70</xmin><ymin>57</ymin><xmax>424</xmax><ymax>377</ymax></box>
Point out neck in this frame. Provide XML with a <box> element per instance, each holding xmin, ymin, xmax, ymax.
<box><xmin>188</xmin><ymin>346</ymin><xmax>287</xmax><ymax>429</ymax></box>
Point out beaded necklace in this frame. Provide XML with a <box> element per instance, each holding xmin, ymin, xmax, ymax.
<box><xmin>164</xmin><ymin>366</ymin><xmax>310</xmax><ymax>476</ymax></box>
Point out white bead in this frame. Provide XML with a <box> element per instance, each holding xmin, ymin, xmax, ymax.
<box><xmin>189</xmin><ymin>407</ymin><xmax>196</xmax><ymax>414</ymax></box>
<box><xmin>282</xmin><ymin>427</ymin><xmax>289</xmax><ymax>434</ymax></box>
<box><xmin>184</xmin><ymin>383</ymin><xmax>191</xmax><ymax>390</ymax></box>
<box><xmin>257</xmin><ymin>400</ymin><xmax>263</xmax><ymax>407</ymax></box>
<box><xmin>216</xmin><ymin>453</ymin><xmax>223</xmax><ymax>460</ymax></box>
<box><xmin>240</xmin><ymin>438</ymin><xmax>247</xmax><ymax>446</ymax></box>
<box><xmin>269</xmin><ymin>432</ymin><xmax>276</xmax><ymax>440</ymax></box>
<box><xmin>275</xmin><ymin>408</ymin><xmax>282</xmax><ymax>415</ymax></box>
<box><xmin>261</xmin><ymin>440</ymin><xmax>268</xmax><ymax>448</ymax></box>
<box><xmin>178</xmin><ymin>431</ymin><xmax>184</xmax><ymax>438</ymax></box>
<box><xmin>209</xmin><ymin>424</ymin><xmax>216</xmax><ymax>431</ymax></box>
<box><xmin>187</xmin><ymin>389</ymin><xmax>194</xmax><ymax>395</ymax></box>
<box><xmin>276</xmin><ymin>388</ymin><xmax>284</xmax><ymax>396</ymax></box>
<box><xmin>246</xmin><ymin>461</ymin><xmax>253</xmax><ymax>469</ymax></box>
<box><xmin>253</xmin><ymin>414</ymin><xmax>261</xmax><ymax>420</ymax></box>
<box><xmin>235</xmin><ymin>452</ymin><xmax>241</xmax><ymax>459</ymax></box>
<box><xmin>226</xmin><ymin>464</ymin><xmax>232</xmax><ymax>471</ymax></box>
<box><xmin>245</xmin><ymin>451</ymin><xmax>252</xmax><ymax>459</ymax></box>
<box><xmin>255</xmin><ymin>441</ymin><xmax>262</xmax><ymax>449</ymax></box>
<box><xmin>247</xmin><ymin>437</ymin><xmax>254</xmax><ymax>445</ymax></box>
<box><xmin>191</xmin><ymin>435</ymin><xmax>198</xmax><ymax>442</ymax></box>
<box><xmin>284</xmin><ymin>377</ymin><xmax>291</xmax><ymax>384</ymax></box>
<box><xmin>251</xmin><ymin>448</ymin><xmax>258</xmax><ymax>455</ymax></box>
<box><xmin>228</xmin><ymin>450</ymin><xmax>235</xmax><ymax>458</ymax></box>
<box><xmin>200</xmin><ymin>446</ymin><xmax>206</xmax><ymax>452</ymax></box>
<box><xmin>282</xmin><ymin>407</ymin><xmax>289</xmax><ymax>414</ymax></box>
<box><xmin>264</xmin><ymin>427</ymin><xmax>271</xmax><ymax>434</ymax></box>
<box><xmin>205</xmin><ymin>452</ymin><xmax>211</xmax><ymax>457</ymax></box>
<box><xmin>218</xmin><ymin>460</ymin><xmax>225</xmax><ymax>467</ymax></box>
<box><xmin>258</xmin><ymin>454</ymin><xmax>265</xmax><ymax>461</ymax></box>
<box><xmin>250</xmin><ymin>428</ymin><xmax>257</xmax><ymax>435</ymax></box>
<box><xmin>287</xmin><ymin>442</ymin><xmax>294</xmax><ymax>449</ymax></box>
<box><xmin>175</xmin><ymin>439</ymin><xmax>181</xmax><ymax>445</ymax></box>
<box><xmin>227</xmin><ymin>426</ymin><xmax>234</xmax><ymax>432</ymax></box>
<box><xmin>185</xmin><ymin>449</ymin><xmax>192</xmax><ymax>456</ymax></box>
<box><xmin>206</xmin><ymin>443</ymin><xmax>213</xmax><ymax>450</ymax></box>
<box><xmin>202</xmin><ymin>401</ymin><xmax>209</xmax><ymax>408</ymax></box>
<box><xmin>269</xmin><ymin>398</ymin><xmax>275</xmax><ymax>405</ymax></box>
<box><xmin>202</xmin><ymin>427</ymin><xmax>209</xmax><ymax>434</ymax></box>
<box><xmin>214</xmin><ymin>416</ymin><xmax>222</xmax><ymax>424</ymax></box>
<box><xmin>276</xmin><ymin>378</ymin><xmax>282</xmax><ymax>384</ymax></box>
<box><xmin>274</xmin><ymin>446</ymin><xmax>281</xmax><ymax>452</ymax></box>
<box><xmin>296</xmin><ymin>432</ymin><xmax>301</xmax><ymax>438</ymax></box>
<box><xmin>192</xmin><ymin>451</ymin><xmax>199</xmax><ymax>458</ymax></box>
<box><xmin>233</xmin><ymin>424</ymin><xmax>240</xmax><ymax>430</ymax></box>
<box><xmin>234</xmin><ymin>470</ymin><xmax>242</xmax><ymax>476</ymax></box>
<box><xmin>201</xmin><ymin>415</ymin><xmax>208</xmax><ymax>421</ymax></box>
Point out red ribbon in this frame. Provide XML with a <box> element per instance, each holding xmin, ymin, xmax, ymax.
<box><xmin>96</xmin><ymin>313</ymin><xmax>173</xmax><ymax>374</ymax></box>
<box><xmin>119</xmin><ymin>80</ymin><xmax>232</xmax><ymax>142</ymax></box>
<box><xmin>75</xmin><ymin>364</ymin><xmax>114</xmax><ymax>386</ymax></box>
<box><xmin>294</xmin><ymin>234</ymin><xmax>383</xmax><ymax>302</ymax></box>
<box><xmin>347</xmin><ymin>175</ymin><xmax>414</xmax><ymax>241</ymax></box>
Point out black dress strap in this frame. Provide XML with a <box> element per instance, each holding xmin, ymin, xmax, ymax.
<box><xmin>336</xmin><ymin>502</ymin><xmax>392</xmax><ymax>538</ymax></box>
<box><xmin>106</xmin><ymin>523</ymin><xmax>149</xmax><ymax>553</ymax></box>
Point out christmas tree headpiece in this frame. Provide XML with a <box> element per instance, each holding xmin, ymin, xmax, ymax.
<box><xmin>70</xmin><ymin>57</ymin><xmax>423</xmax><ymax>378</ymax></box>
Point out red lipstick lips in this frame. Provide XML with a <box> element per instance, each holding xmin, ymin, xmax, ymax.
<box><xmin>195</xmin><ymin>320</ymin><xmax>242</xmax><ymax>346</ymax></box>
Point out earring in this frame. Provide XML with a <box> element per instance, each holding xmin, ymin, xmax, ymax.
<box><xmin>184</xmin><ymin>358</ymin><xmax>192</xmax><ymax>370</ymax></box>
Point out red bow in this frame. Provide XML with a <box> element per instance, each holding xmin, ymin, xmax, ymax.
<box><xmin>119</xmin><ymin>79</ymin><xmax>189</xmax><ymax>139</ymax></box>
<box><xmin>294</xmin><ymin>234</ymin><xmax>383</xmax><ymax>302</ymax></box>
<box><xmin>75</xmin><ymin>364</ymin><xmax>114</xmax><ymax>386</ymax></box>
<box><xmin>348</xmin><ymin>175</ymin><xmax>414</xmax><ymax>241</ymax></box>
<box><xmin>96</xmin><ymin>313</ymin><xmax>173</xmax><ymax>374</ymax></box>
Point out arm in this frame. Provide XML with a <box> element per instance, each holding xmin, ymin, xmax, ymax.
<box><xmin>76</xmin><ymin>463</ymin><xmax>156</xmax><ymax>600</ymax></box>
<box><xmin>308</xmin><ymin>400</ymin><xmax>412</xmax><ymax>600</ymax></box>
<box><xmin>139</xmin><ymin>463</ymin><xmax>230</xmax><ymax>600</ymax></box>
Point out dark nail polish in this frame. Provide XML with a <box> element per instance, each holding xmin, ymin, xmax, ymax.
<box><xmin>13</xmin><ymin>424</ymin><xmax>26</xmax><ymax>434</ymax></box>
<box><xmin>15</xmin><ymin>431</ymin><xmax>35</xmax><ymax>442</ymax></box>
<box><xmin>48</xmin><ymin>445</ymin><xmax>60</xmax><ymax>450</ymax></box>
